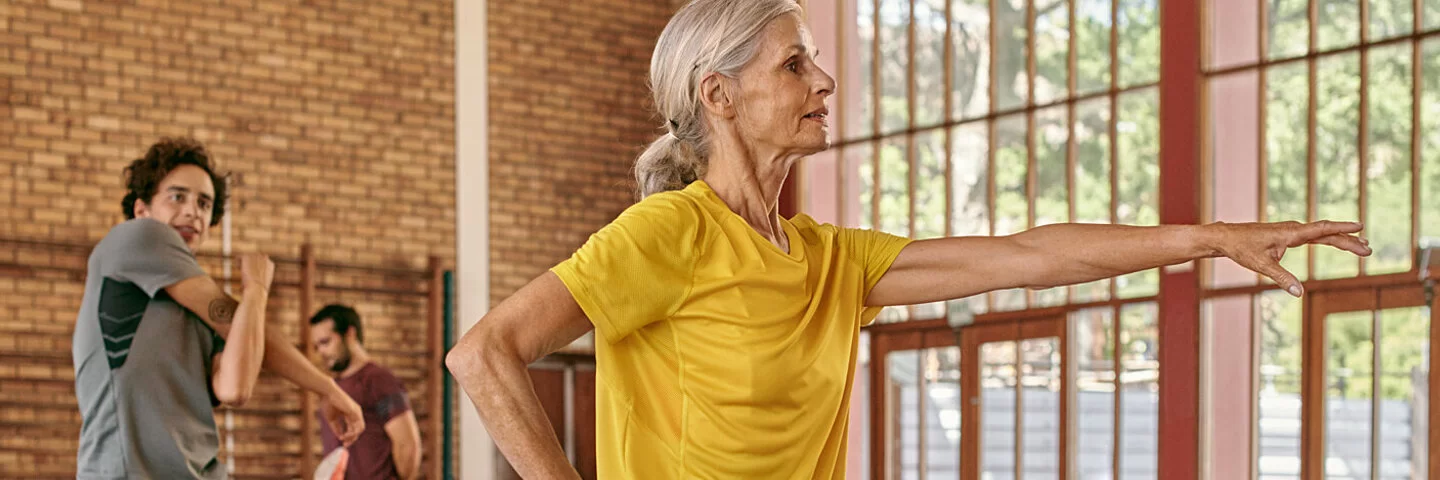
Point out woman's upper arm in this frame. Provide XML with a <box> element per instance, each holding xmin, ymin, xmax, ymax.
<box><xmin>460</xmin><ymin>272</ymin><xmax>593</xmax><ymax>365</ymax></box>
<box><xmin>865</xmin><ymin>235</ymin><xmax>1037</xmax><ymax>307</ymax></box>
<box><xmin>545</xmin><ymin>193</ymin><xmax>701</xmax><ymax>343</ymax></box>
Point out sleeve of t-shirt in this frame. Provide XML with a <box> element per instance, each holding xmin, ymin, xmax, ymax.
<box><xmin>839</xmin><ymin>227</ymin><xmax>914</xmax><ymax>326</ymax></box>
<box><xmin>97</xmin><ymin>218</ymin><xmax>207</xmax><ymax>297</ymax></box>
<box><xmin>550</xmin><ymin>191</ymin><xmax>703</xmax><ymax>344</ymax></box>
<box><xmin>368</xmin><ymin>368</ymin><xmax>411</xmax><ymax>424</ymax></box>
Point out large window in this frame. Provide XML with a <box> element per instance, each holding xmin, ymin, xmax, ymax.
<box><xmin>1202</xmin><ymin>1</ymin><xmax>1439</xmax><ymax>478</ymax></box>
<box><xmin>1205</xmin><ymin>0</ymin><xmax>1440</xmax><ymax>286</ymax></box>
<box><xmin>804</xmin><ymin>0</ymin><xmax>1163</xmax><ymax>323</ymax></box>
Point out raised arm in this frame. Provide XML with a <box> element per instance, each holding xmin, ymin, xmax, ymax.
<box><xmin>165</xmin><ymin>256</ymin><xmax>365</xmax><ymax>445</ymax></box>
<box><xmin>188</xmin><ymin>253</ymin><xmax>269</xmax><ymax>407</ymax></box>
<box><xmin>446</xmin><ymin>272</ymin><xmax>592</xmax><ymax>480</ymax></box>
<box><xmin>867</xmin><ymin>221</ymin><xmax>1371</xmax><ymax>307</ymax></box>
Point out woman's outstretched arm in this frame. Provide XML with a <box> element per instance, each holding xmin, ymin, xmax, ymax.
<box><xmin>867</xmin><ymin>221</ymin><xmax>1371</xmax><ymax>306</ymax></box>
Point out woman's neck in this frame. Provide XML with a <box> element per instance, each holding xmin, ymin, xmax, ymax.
<box><xmin>702</xmin><ymin>139</ymin><xmax>800</xmax><ymax>252</ymax></box>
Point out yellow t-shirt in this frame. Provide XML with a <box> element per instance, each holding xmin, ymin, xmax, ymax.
<box><xmin>551</xmin><ymin>180</ymin><xmax>912</xmax><ymax>479</ymax></box>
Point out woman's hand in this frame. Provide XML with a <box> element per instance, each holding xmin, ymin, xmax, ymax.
<box><xmin>1207</xmin><ymin>220</ymin><xmax>1371</xmax><ymax>297</ymax></box>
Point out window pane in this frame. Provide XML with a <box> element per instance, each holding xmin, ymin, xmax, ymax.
<box><xmin>1315</xmin><ymin>53</ymin><xmax>1361</xmax><ymax>279</ymax></box>
<box><xmin>995</xmin><ymin>114</ymin><xmax>1029</xmax><ymax>236</ymax></box>
<box><xmin>1034</xmin><ymin>0</ymin><xmax>1070</xmax><ymax>106</ymax></box>
<box><xmin>952</xmin><ymin>0</ymin><xmax>992</xmax><ymax>120</ymax></box>
<box><xmin>879</xmin><ymin>0</ymin><xmax>910</xmax><ymax>134</ymax></box>
<box><xmin>1073</xmin><ymin>98</ymin><xmax>1112</xmax><ymax>303</ymax></box>
<box><xmin>1116</xmin><ymin>87</ymin><xmax>1159</xmax><ymax>227</ymax></box>
<box><xmin>1266</xmin><ymin>62</ymin><xmax>1311</xmax><ymax>280</ymax></box>
<box><xmin>1376</xmin><ymin>307</ymin><xmax>1428</xmax><ymax>480</ymax></box>
<box><xmin>1075</xmin><ymin>0</ymin><xmax>1112</xmax><ymax>95</ymax></box>
<box><xmin>1117</xmin><ymin>0</ymin><xmax>1159</xmax><ymax>87</ymax></box>
<box><xmin>1020</xmin><ymin>336</ymin><xmax>1061</xmax><ymax>480</ymax></box>
<box><xmin>1035</xmin><ymin>106</ymin><xmax>1070</xmax><ymax>228</ymax></box>
<box><xmin>949</xmin><ymin>295</ymin><xmax>989</xmax><ymax>321</ymax></box>
<box><xmin>1318</xmin><ymin>0</ymin><xmax>1362</xmax><ymax>51</ymax></box>
<box><xmin>879</xmin><ymin>305</ymin><xmax>913</xmax><ymax>323</ymax></box>
<box><xmin>1430</xmin><ymin>0</ymin><xmax>1440</xmax><ymax>30</ymax></box>
<box><xmin>915</xmin><ymin>130</ymin><xmax>947</xmax><ymax>240</ymax></box>
<box><xmin>1119</xmin><ymin>303</ymin><xmax>1159</xmax><ymax>480</ymax></box>
<box><xmin>1369</xmin><ymin>0</ymin><xmax>1415</xmax><ymax>40</ymax></box>
<box><xmin>888</xmin><ymin>349</ymin><xmax>922</xmax><ymax>479</ymax></box>
<box><xmin>996</xmin><ymin>0</ymin><xmax>1029</xmax><ymax>111</ymax></box>
<box><xmin>982</xmin><ymin>341</ymin><xmax>1018</xmax><ymax>480</ymax></box>
<box><xmin>1268</xmin><ymin>0</ymin><xmax>1309</xmax><ymax>60</ymax></box>
<box><xmin>915</xmin><ymin>0</ymin><xmax>946</xmax><ymax>127</ymax></box>
<box><xmin>1364</xmin><ymin>43</ymin><xmax>1413</xmax><ymax>275</ymax></box>
<box><xmin>850</xmin><ymin>142</ymin><xmax>877</xmax><ymax>229</ymax></box>
<box><xmin>1209</xmin><ymin>0</ymin><xmax>1261</xmax><ymax>70</ymax></box>
<box><xmin>1423</xmin><ymin>40</ymin><xmax>1440</xmax><ymax>248</ymax></box>
<box><xmin>1324</xmin><ymin>310</ymin><xmax>1374</xmax><ymax>480</ymax></box>
<box><xmin>879</xmin><ymin>136</ymin><xmax>911</xmax><ymax>237</ymax></box>
<box><xmin>1117</xmin><ymin>88</ymin><xmax>1159</xmax><ymax>298</ymax></box>
<box><xmin>925</xmin><ymin>347</ymin><xmax>963</xmax><ymax>478</ymax></box>
<box><xmin>846</xmin><ymin>0</ymin><xmax>876</xmax><ymax>140</ymax></box>
<box><xmin>1203</xmin><ymin>296</ymin><xmax>1256</xmax><ymax>480</ymax></box>
<box><xmin>1071</xmin><ymin>308</ymin><xmax>1116</xmax><ymax>480</ymax></box>
<box><xmin>952</xmin><ymin>122</ymin><xmax>991</xmax><ymax>237</ymax></box>
<box><xmin>1209</xmin><ymin>71</ymin><xmax>1262</xmax><ymax>289</ymax></box>
<box><xmin>1257</xmin><ymin>291</ymin><xmax>1303</xmax><ymax>480</ymax></box>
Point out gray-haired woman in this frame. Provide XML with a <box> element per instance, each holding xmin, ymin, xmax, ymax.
<box><xmin>446</xmin><ymin>1</ymin><xmax>1370</xmax><ymax>478</ymax></box>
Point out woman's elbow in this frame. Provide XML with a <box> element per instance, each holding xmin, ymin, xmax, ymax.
<box><xmin>444</xmin><ymin>346</ymin><xmax>475</xmax><ymax>379</ymax></box>
<box><xmin>446</xmin><ymin>322</ymin><xmax>497</xmax><ymax>379</ymax></box>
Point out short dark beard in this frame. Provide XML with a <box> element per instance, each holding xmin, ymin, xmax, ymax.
<box><xmin>329</xmin><ymin>344</ymin><xmax>352</xmax><ymax>373</ymax></box>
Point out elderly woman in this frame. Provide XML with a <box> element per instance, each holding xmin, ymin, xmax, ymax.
<box><xmin>446</xmin><ymin>0</ymin><xmax>1370</xmax><ymax>478</ymax></box>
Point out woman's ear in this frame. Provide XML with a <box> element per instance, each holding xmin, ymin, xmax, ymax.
<box><xmin>698</xmin><ymin>72</ymin><xmax>736</xmax><ymax>120</ymax></box>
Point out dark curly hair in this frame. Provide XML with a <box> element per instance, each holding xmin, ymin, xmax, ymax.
<box><xmin>121</xmin><ymin>138</ymin><xmax>229</xmax><ymax>226</ymax></box>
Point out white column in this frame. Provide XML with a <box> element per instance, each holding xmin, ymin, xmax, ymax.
<box><xmin>455</xmin><ymin>0</ymin><xmax>495</xmax><ymax>478</ymax></box>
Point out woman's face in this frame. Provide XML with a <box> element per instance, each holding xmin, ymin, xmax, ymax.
<box><xmin>728</xmin><ymin>14</ymin><xmax>836</xmax><ymax>157</ymax></box>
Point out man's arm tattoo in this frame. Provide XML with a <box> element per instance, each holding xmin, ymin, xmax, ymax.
<box><xmin>209</xmin><ymin>297</ymin><xmax>238</xmax><ymax>325</ymax></box>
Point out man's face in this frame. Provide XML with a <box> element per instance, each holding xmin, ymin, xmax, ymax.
<box><xmin>310</xmin><ymin>320</ymin><xmax>352</xmax><ymax>373</ymax></box>
<box><xmin>132</xmin><ymin>164</ymin><xmax>215</xmax><ymax>251</ymax></box>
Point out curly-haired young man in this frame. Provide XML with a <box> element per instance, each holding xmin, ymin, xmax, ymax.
<box><xmin>71</xmin><ymin>138</ymin><xmax>366</xmax><ymax>479</ymax></box>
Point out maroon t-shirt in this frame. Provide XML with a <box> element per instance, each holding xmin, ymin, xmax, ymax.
<box><xmin>318</xmin><ymin>362</ymin><xmax>411</xmax><ymax>480</ymax></box>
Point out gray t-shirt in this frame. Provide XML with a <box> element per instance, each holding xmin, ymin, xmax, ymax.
<box><xmin>72</xmin><ymin>218</ymin><xmax>227</xmax><ymax>479</ymax></box>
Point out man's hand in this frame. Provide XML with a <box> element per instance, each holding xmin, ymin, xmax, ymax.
<box><xmin>239</xmin><ymin>253</ymin><xmax>274</xmax><ymax>294</ymax></box>
<box><xmin>321</xmin><ymin>388</ymin><xmax>366</xmax><ymax>446</ymax></box>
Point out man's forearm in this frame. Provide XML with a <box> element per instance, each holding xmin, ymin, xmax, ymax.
<box><xmin>212</xmin><ymin>288</ymin><xmax>268</xmax><ymax>403</ymax></box>
<box><xmin>261</xmin><ymin>329</ymin><xmax>343</xmax><ymax>397</ymax></box>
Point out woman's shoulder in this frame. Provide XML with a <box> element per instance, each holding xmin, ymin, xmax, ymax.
<box><xmin>622</xmin><ymin>188</ymin><xmax>709</xmax><ymax>225</ymax></box>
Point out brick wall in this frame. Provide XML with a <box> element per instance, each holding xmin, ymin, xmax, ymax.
<box><xmin>487</xmin><ymin>0</ymin><xmax>675</xmax><ymax>306</ymax></box>
<box><xmin>1</xmin><ymin>0</ymin><xmax>454</xmax><ymax>477</ymax></box>
<box><xmin>4</xmin><ymin>0</ymin><xmax>681</xmax><ymax>475</ymax></box>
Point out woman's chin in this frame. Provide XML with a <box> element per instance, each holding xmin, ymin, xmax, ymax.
<box><xmin>794</xmin><ymin>136</ymin><xmax>831</xmax><ymax>156</ymax></box>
